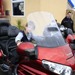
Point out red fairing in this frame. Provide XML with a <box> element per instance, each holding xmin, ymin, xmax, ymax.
<box><xmin>67</xmin><ymin>35</ymin><xmax>73</xmax><ymax>43</ymax></box>
<box><xmin>17</xmin><ymin>42</ymin><xmax>34</xmax><ymax>56</ymax></box>
<box><xmin>72</xmin><ymin>35</ymin><xmax>75</xmax><ymax>39</ymax></box>
<box><xmin>37</xmin><ymin>44</ymin><xmax>75</xmax><ymax>70</ymax></box>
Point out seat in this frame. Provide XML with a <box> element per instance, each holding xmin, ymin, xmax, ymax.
<box><xmin>0</xmin><ymin>21</ymin><xmax>11</xmax><ymax>53</ymax></box>
<box><xmin>0</xmin><ymin>21</ymin><xmax>20</xmax><ymax>56</ymax></box>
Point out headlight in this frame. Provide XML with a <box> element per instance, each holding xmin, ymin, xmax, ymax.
<box><xmin>42</xmin><ymin>60</ymin><xmax>72</xmax><ymax>75</ymax></box>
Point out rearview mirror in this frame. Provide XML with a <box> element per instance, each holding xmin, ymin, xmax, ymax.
<box><xmin>17</xmin><ymin>42</ymin><xmax>35</xmax><ymax>56</ymax></box>
<box><xmin>24</xmin><ymin>48</ymin><xmax>35</xmax><ymax>56</ymax></box>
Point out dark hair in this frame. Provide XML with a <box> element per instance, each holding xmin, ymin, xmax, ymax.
<box><xmin>67</xmin><ymin>11</ymin><xmax>71</xmax><ymax>14</ymax></box>
<box><xmin>25</xmin><ymin>23</ymin><xmax>28</xmax><ymax>27</ymax></box>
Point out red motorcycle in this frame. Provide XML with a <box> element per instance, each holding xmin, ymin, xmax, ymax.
<box><xmin>0</xmin><ymin>11</ymin><xmax>75</xmax><ymax>75</ymax></box>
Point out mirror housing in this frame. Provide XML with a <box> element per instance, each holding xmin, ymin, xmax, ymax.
<box><xmin>17</xmin><ymin>42</ymin><xmax>35</xmax><ymax>56</ymax></box>
<box><xmin>24</xmin><ymin>48</ymin><xmax>35</xmax><ymax>56</ymax></box>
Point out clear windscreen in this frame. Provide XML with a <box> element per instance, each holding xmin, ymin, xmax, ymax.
<box><xmin>27</xmin><ymin>11</ymin><xmax>66</xmax><ymax>47</ymax></box>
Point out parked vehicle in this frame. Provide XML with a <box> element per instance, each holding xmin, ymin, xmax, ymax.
<box><xmin>60</xmin><ymin>25</ymin><xmax>75</xmax><ymax>59</ymax></box>
<box><xmin>0</xmin><ymin>11</ymin><xmax>75</xmax><ymax>75</ymax></box>
<box><xmin>60</xmin><ymin>25</ymin><xmax>73</xmax><ymax>39</ymax></box>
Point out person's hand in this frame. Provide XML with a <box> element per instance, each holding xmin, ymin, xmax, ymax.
<box><xmin>17</xmin><ymin>42</ymin><xmax>22</xmax><ymax>46</ymax></box>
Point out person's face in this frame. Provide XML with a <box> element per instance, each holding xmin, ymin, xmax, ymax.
<box><xmin>25</xmin><ymin>26</ymin><xmax>29</xmax><ymax>34</ymax></box>
<box><xmin>68</xmin><ymin>13</ymin><xmax>72</xmax><ymax>18</ymax></box>
<box><xmin>67</xmin><ymin>13</ymin><xmax>72</xmax><ymax>18</ymax></box>
<box><xmin>25</xmin><ymin>25</ymin><xmax>33</xmax><ymax>34</ymax></box>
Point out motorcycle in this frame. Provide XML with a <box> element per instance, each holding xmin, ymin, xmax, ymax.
<box><xmin>59</xmin><ymin>25</ymin><xmax>73</xmax><ymax>39</ymax></box>
<box><xmin>0</xmin><ymin>11</ymin><xmax>75</xmax><ymax>75</ymax></box>
<box><xmin>60</xmin><ymin>25</ymin><xmax>75</xmax><ymax>59</ymax></box>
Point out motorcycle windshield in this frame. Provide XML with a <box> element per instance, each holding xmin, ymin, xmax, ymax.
<box><xmin>27</xmin><ymin>11</ymin><xmax>66</xmax><ymax>48</ymax></box>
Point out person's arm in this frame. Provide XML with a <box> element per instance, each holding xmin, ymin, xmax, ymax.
<box><xmin>31</xmin><ymin>33</ymin><xmax>37</xmax><ymax>41</ymax></box>
<box><xmin>31</xmin><ymin>33</ymin><xmax>44</xmax><ymax>42</ymax></box>
<box><xmin>61</xmin><ymin>18</ymin><xmax>66</xmax><ymax>26</ymax></box>
<box><xmin>15</xmin><ymin>32</ymin><xmax>23</xmax><ymax>46</ymax></box>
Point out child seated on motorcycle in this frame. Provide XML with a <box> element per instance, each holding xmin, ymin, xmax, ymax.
<box><xmin>15</xmin><ymin>21</ymin><xmax>35</xmax><ymax>46</ymax></box>
<box><xmin>15</xmin><ymin>22</ymin><xmax>56</xmax><ymax>46</ymax></box>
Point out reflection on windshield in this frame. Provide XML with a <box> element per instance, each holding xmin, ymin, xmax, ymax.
<box><xmin>35</xmin><ymin>36</ymin><xmax>66</xmax><ymax>48</ymax></box>
<box><xmin>27</xmin><ymin>11</ymin><xmax>66</xmax><ymax>48</ymax></box>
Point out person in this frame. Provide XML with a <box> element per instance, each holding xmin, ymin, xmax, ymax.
<box><xmin>15</xmin><ymin>21</ymin><xmax>35</xmax><ymax>46</ymax></box>
<box><xmin>15</xmin><ymin>21</ymin><xmax>52</xmax><ymax>46</ymax></box>
<box><xmin>61</xmin><ymin>12</ymin><xmax>75</xmax><ymax>33</ymax></box>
